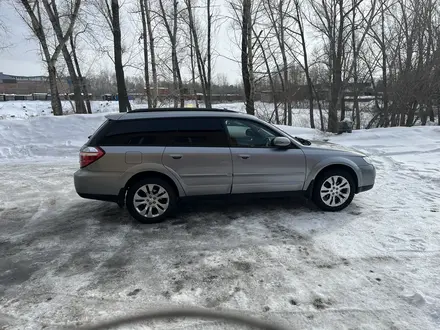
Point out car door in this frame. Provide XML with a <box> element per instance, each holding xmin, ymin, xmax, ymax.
<box><xmin>222</xmin><ymin>118</ymin><xmax>306</xmax><ymax>194</ymax></box>
<box><xmin>162</xmin><ymin>117</ymin><xmax>233</xmax><ymax>196</ymax></box>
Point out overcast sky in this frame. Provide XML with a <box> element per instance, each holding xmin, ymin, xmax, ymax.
<box><xmin>0</xmin><ymin>0</ymin><xmax>241</xmax><ymax>83</ymax></box>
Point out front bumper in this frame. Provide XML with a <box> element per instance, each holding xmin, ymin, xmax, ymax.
<box><xmin>357</xmin><ymin>164</ymin><xmax>376</xmax><ymax>193</ymax></box>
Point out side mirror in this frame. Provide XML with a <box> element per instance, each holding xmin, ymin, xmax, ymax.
<box><xmin>272</xmin><ymin>137</ymin><xmax>291</xmax><ymax>148</ymax></box>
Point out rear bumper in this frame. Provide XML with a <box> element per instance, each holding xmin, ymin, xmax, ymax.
<box><xmin>77</xmin><ymin>193</ymin><xmax>119</xmax><ymax>202</ymax></box>
<box><xmin>74</xmin><ymin>168</ymin><xmax>123</xmax><ymax>197</ymax></box>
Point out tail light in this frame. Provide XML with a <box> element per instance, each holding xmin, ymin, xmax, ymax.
<box><xmin>80</xmin><ymin>146</ymin><xmax>105</xmax><ymax>168</ymax></box>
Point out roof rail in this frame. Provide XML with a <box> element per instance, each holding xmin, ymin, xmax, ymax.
<box><xmin>127</xmin><ymin>107</ymin><xmax>237</xmax><ymax>113</ymax></box>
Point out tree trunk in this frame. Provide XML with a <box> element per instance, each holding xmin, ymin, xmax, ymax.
<box><xmin>328</xmin><ymin>0</ymin><xmax>345</xmax><ymax>133</ymax></box>
<box><xmin>140</xmin><ymin>0</ymin><xmax>152</xmax><ymax>108</ymax></box>
<box><xmin>427</xmin><ymin>99</ymin><xmax>434</xmax><ymax>122</ymax></box>
<box><xmin>406</xmin><ymin>102</ymin><xmax>416</xmax><ymax>126</ymax></box>
<box><xmin>421</xmin><ymin>108</ymin><xmax>427</xmax><ymax>125</ymax></box>
<box><xmin>400</xmin><ymin>111</ymin><xmax>406</xmax><ymax>126</ymax></box>
<box><xmin>189</xmin><ymin>30</ymin><xmax>199</xmax><ymax>108</ymax></box>
<box><xmin>145</xmin><ymin>0</ymin><xmax>157</xmax><ymax>107</ymax></box>
<box><xmin>70</xmin><ymin>36</ymin><xmax>92</xmax><ymax>114</ymax></box>
<box><xmin>174</xmin><ymin>0</ymin><xmax>184</xmax><ymax>107</ymax></box>
<box><xmin>48</xmin><ymin>64</ymin><xmax>63</xmax><ymax>116</ymax></box>
<box><xmin>381</xmin><ymin>2</ymin><xmax>389</xmax><ymax>127</ymax></box>
<box><xmin>312</xmin><ymin>84</ymin><xmax>325</xmax><ymax>131</ymax></box>
<box><xmin>206</xmin><ymin>0</ymin><xmax>212</xmax><ymax>108</ymax></box>
<box><xmin>61</xmin><ymin>44</ymin><xmax>86</xmax><ymax>114</ymax></box>
<box><xmin>246</xmin><ymin>0</ymin><xmax>254</xmax><ymax>116</ymax></box>
<box><xmin>352</xmin><ymin>0</ymin><xmax>360</xmax><ymax>129</ymax></box>
<box><xmin>438</xmin><ymin>103</ymin><xmax>440</xmax><ymax>125</ymax></box>
<box><xmin>241</xmin><ymin>0</ymin><xmax>254</xmax><ymax>115</ymax></box>
<box><xmin>112</xmin><ymin>0</ymin><xmax>131</xmax><ymax>112</ymax></box>
<box><xmin>278</xmin><ymin>1</ymin><xmax>290</xmax><ymax>125</ymax></box>
<box><xmin>294</xmin><ymin>0</ymin><xmax>314</xmax><ymax>128</ymax></box>
<box><xmin>186</xmin><ymin>0</ymin><xmax>208</xmax><ymax>108</ymax></box>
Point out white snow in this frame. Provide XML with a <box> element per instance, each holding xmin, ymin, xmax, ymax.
<box><xmin>0</xmin><ymin>101</ymin><xmax>440</xmax><ymax>330</ymax></box>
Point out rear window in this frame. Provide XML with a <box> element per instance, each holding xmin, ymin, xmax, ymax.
<box><xmin>87</xmin><ymin>119</ymin><xmax>109</xmax><ymax>145</ymax></box>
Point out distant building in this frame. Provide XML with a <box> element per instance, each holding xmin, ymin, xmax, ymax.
<box><xmin>0</xmin><ymin>72</ymin><xmax>70</xmax><ymax>95</ymax></box>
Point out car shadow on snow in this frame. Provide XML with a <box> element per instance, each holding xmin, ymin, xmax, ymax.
<box><xmin>68</xmin><ymin>194</ymin><xmax>356</xmax><ymax>228</ymax></box>
<box><xmin>34</xmin><ymin>194</ymin><xmax>360</xmax><ymax>241</ymax></box>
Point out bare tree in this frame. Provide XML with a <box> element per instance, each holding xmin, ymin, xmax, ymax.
<box><xmin>206</xmin><ymin>0</ymin><xmax>213</xmax><ymax>107</ymax></box>
<box><xmin>69</xmin><ymin>31</ymin><xmax>92</xmax><ymax>114</ymax></box>
<box><xmin>42</xmin><ymin>0</ymin><xmax>87</xmax><ymax>114</ymax></box>
<box><xmin>185</xmin><ymin>0</ymin><xmax>212</xmax><ymax>108</ymax></box>
<box><xmin>254</xmin><ymin>29</ymin><xmax>279</xmax><ymax>123</ymax></box>
<box><xmin>189</xmin><ymin>26</ymin><xmax>199</xmax><ymax>107</ymax></box>
<box><xmin>265</xmin><ymin>0</ymin><xmax>293</xmax><ymax>125</ymax></box>
<box><xmin>93</xmin><ymin>0</ymin><xmax>131</xmax><ymax>112</ymax></box>
<box><xmin>241</xmin><ymin>0</ymin><xmax>254</xmax><ymax>115</ymax></box>
<box><xmin>18</xmin><ymin>0</ymin><xmax>82</xmax><ymax>115</ymax></box>
<box><xmin>145</xmin><ymin>0</ymin><xmax>158</xmax><ymax>107</ymax></box>
<box><xmin>139</xmin><ymin>0</ymin><xmax>152</xmax><ymax>107</ymax></box>
<box><xmin>158</xmin><ymin>0</ymin><xmax>184</xmax><ymax>107</ymax></box>
<box><xmin>292</xmin><ymin>0</ymin><xmax>319</xmax><ymax>129</ymax></box>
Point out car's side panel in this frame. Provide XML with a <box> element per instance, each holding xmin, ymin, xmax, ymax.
<box><xmin>162</xmin><ymin>146</ymin><xmax>233</xmax><ymax>196</ymax></box>
<box><xmin>229</xmin><ymin>147</ymin><xmax>306</xmax><ymax>193</ymax></box>
<box><xmin>119</xmin><ymin>162</ymin><xmax>187</xmax><ymax>197</ymax></box>
<box><xmin>302</xmin><ymin>150</ymin><xmax>363</xmax><ymax>190</ymax></box>
<box><xmin>84</xmin><ymin>146</ymin><xmax>187</xmax><ymax>197</ymax></box>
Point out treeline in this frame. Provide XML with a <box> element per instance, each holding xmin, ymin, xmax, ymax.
<box><xmin>85</xmin><ymin>71</ymin><xmax>243</xmax><ymax>99</ymax></box>
<box><xmin>15</xmin><ymin>0</ymin><xmax>440</xmax><ymax>132</ymax></box>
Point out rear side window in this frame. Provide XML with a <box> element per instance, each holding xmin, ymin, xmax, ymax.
<box><xmin>99</xmin><ymin>118</ymin><xmax>178</xmax><ymax>146</ymax></box>
<box><xmin>172</xmin><ymin>118</ymin><xmax>228</xmax><ymax>147</ymax></box>
<box><xmin>97</xmin><ymin>117</ymin><xmax>228</xmax><ymax>147</ymax></box>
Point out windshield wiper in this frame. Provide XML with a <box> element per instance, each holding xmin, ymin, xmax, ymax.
<box><xmin>294</xmin><ymin>136</ymin><xmax>312</xmax><ymax>146</ymax></box>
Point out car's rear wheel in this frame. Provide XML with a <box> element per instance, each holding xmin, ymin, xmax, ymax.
<box><xmin>126</xmin><ymin>178</ymin><xmax>177</xmax><ymax>223</ymax></box>
<box><xmin>313</xmin><ymin>169</ymin><xmax>355</xmax><ymax>211</ymax></box>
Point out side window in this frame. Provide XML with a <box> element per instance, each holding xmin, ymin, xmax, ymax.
<box><xmin>223</xmin><ymin>118</ymin><xmax>281</xmax><ymax>148</ymax></box>
<box><xmin>172</xmin><ymin>117</ymin><xmax>228</xmax><ymax>147</ymax></box>
<box><xmin>99</xmin><ymin>118</ymin><xmax>178</xmax><ymax>146</ymax></box>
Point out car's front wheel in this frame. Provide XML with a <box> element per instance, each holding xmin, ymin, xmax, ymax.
<box><xmin>313</xmin><ymin>169</ymin><xmax>355</xmax><ymax>211</ymax></box>
<box><xmin>126</xmin><ymin>178</ymin><xmax>177</xmax><ymax>223</ymax></box>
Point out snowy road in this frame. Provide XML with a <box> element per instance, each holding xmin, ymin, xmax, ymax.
<box><xmin>1</xmin><ymin>122</ymin><xmax>440</xmax><ymax>329</ymax></box>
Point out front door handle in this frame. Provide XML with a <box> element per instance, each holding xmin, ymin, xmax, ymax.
<box><xmin>239</xmin><ymin>154</ymin><xmax>250</xmax><ymax>159</ymax></box>
<box><xmin>170</xmin><ymin>154</ymin><xmax>182</xmax><ymax>159</ymax></box>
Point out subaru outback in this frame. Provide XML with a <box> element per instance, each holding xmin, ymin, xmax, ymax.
<box><xmin>74</xmin><ymin>108</ymin><xmax>375</xmax><ymax>223</ymax></box>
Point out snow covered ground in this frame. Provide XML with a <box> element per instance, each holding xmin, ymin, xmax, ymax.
<box><xmin>0</xmin><ymin>102</ymin><xmax>440</xmax><ymax>329</ymax></box>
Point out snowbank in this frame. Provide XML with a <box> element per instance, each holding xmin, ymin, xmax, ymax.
<box><xmin>0</xmin><ymin>113</ymin><xmax>108</xmax><ymax>162</ymax></box>
<box><xmin>0</xmin><ymin>100</ymin><xmax>120</xmax><ymax>120</ymax></box>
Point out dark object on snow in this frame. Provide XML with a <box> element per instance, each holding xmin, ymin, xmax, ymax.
<box><xmin>338</xmin><ymin>120</ymin><xmax>353</xmax><ymax>134</ymax></box>
<box><xmin>76</xmin><ymin>306</ymin><xmax>290</xmax><ymax>330</ymax></box>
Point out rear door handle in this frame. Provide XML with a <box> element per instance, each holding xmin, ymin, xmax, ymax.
<box><xmin>239</xmin><ymin>154</ymin><xmax>250</xmax><ymax>159</ymax></box>
<box><xmin>170</xmin><ymin>154</ymin><xmax>182</xmax><ymax>159</ymax></box>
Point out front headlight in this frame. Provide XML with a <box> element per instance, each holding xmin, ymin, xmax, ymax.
<box><xmin>363</xmin><ymin>156</ymin><xmax>374</xmax><ymax>165</ymax></box>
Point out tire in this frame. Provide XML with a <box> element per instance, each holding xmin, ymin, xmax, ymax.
<box><xmin>126</xmin><ymin>177</ymin><xmax>177</xmax><ymax>224</ymax></box>
<box><xmin>312</xmin><ymin>169</ymin><xmax>355</xmax><ymax>211</ymax></box>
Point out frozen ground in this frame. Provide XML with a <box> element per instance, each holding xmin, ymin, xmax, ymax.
<box><xmin>0</xmin><ymin>102</ymin><xmax>440</xmax><ymax>329</ymax></box>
